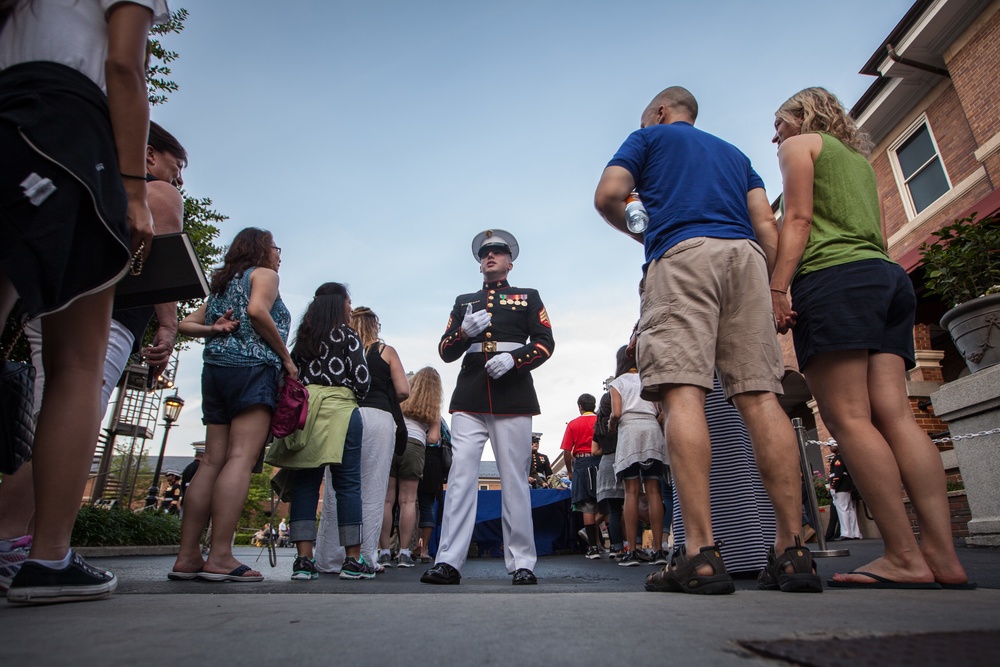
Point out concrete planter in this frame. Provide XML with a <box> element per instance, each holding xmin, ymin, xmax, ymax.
<box><xmin>932</xmin><ymin>365</ymin><xmax>1000</xmax><ymax>546</ymax></box>
<box><xmin>940</xmin><ymin>293</ymin><xmax>1000</xmax><ymax>373</ymax></box>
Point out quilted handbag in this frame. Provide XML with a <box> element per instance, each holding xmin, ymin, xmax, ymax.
<box><xmin>1</xmin><ymin>349</ymin><xmax>35</xmax><ymax>475</ymax></box>
<box><xmin>270</xmin><ymin>375</ymin><xmax>309</xmax><ymax>439</ymax></box>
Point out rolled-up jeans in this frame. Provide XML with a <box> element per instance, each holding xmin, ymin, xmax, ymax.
<box><xmin>289</xmin><ymin>408</ymin><xmax>363</xmax><ymax>546</ymax></box>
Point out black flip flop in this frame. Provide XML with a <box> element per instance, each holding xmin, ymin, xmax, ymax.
<box><xmin>197</xmin><ymin>564</ymin><xmax>263</xmax><ymax>582</ymax></box>
<box><xmin>828</xmin><ymin>570</ymin><xmax>941</xmax><ymax>589</ymax></box>
<box><xmin>939</xmin><ymin>581</ymin><xmax>978</xmax><ymax>590</ymax></box>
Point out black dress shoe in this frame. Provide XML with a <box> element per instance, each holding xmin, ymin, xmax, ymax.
<box><xmin>512</xmin><ymin>568</ymin><xmax>537</xmax><ymax>585</ymax></box>
<box><xmin>420</xmin><ymin>562</ymin><xmax>461</xmax><ymax>585</ymax></box>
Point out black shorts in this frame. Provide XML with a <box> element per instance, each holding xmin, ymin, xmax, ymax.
<box><xmin>791</xmin><ymin>259</ymin><xmax>915</xmax><ymax>371</ymax></box>
<box><xmin>620</xmin><ymin>459</ymin><xmax>664</xmax><ymax>482</ymax></box>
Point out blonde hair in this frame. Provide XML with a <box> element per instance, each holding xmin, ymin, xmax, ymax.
<box><xmin>401</xmin><ymin>367</ymin><xmax>443</xmax><ymax>426</ymax></box>
<box><xmin>350</xmin><ymin>306</ymin><xmax>381</xmax><ymax>350</ymax></box>
<box><xmin>776</xmin><ymin>87</ymin><xmax>872</xmax><ymax>156</ymax></box>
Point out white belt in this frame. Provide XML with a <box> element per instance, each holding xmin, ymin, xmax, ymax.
<box><xmin>467</xmin><ymin>342</ymin><xmax>521</xmax><ymax>353</ymax></box>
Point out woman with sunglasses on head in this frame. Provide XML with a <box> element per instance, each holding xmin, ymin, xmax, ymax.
<box><xmin>170</xmin><ymin>227</ymin><xmax>295</xmax><ymax>582</ymax></box>
<box><xmin>770</xmin><ymin>87</ymin><xmax>969</xmax><ymax>589</ymax></box>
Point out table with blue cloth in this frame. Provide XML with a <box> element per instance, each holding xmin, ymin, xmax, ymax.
<box><xmin>428</xmin><ymin>488</ymin><xmax>573</xmax><ymax>558</ymax></box>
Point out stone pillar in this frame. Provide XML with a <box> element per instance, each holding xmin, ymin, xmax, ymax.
<box><xmin>931</xmin><ymin>364</ymin><xmax>1000</xmax><ymax>546</ymax></box>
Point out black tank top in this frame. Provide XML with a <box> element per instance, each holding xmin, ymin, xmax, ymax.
<box><xmin>359</xmin><ymin>343</ymin><xmax>394</xmax><ymax>412</ymax></box>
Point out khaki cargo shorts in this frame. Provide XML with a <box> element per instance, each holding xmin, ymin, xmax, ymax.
<box><xmin>636</xmin><ymin>237</ymin><xmax>784</xmax><ymax>401</ymax></box>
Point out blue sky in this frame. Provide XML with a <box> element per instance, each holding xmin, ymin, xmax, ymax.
<box><xmin>148</xmin><ymin>0</ymin><xmax>914</xmax><ymax>458</ymax></box>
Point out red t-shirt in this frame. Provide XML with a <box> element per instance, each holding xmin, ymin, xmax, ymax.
<box><xmin>561</xmin><ymin>413</ymin><xmax>597</xmax><ymax>456</ymax></box>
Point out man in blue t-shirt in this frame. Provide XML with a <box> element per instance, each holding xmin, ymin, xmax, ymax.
<box><xmin>595</xmin><ymin>86</ymin><xmax>821</xmax><ymax>595</ymax></box>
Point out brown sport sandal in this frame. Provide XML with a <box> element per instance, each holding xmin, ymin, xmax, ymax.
<box><xmin>645</xmin><ymin>543</ymin><xmax>735</xmax><ymax>595</ymax></box>
<box><xmin>757</xmin><ymin>536</ymin><xmax>823</xmax><ymax>593</ymax></box>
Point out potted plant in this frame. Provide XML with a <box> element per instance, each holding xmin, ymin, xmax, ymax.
<box><xmin>920</xmin><ymin>213</ymin><xmax>1000</xmax><ymax>373</ymax></box>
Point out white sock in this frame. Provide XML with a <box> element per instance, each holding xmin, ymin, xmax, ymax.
<box><xmin>400</xmin><ymin>548</ymin><xmax>411</xmax><ymax>557</ymax></box>
<box><xmin>29</xmin><ymin>551</ymin><xmax>72</xmax><ymax>569</ymax></box>
<box><xmin>380</xmin><ymin>549</ymin><xmax>391</xmax><ymax>557</ymax></box>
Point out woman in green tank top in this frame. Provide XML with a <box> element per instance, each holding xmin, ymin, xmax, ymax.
<box><xmin>768</xmin><ymin>87</ymin><xmax>971</xmax><ymax>590</ymax></box>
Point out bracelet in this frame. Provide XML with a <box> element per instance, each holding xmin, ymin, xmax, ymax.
<box><xmin>769</xmin><ymin>288</ymin><xmax>787</xmax><ymax>294</ymax></box>
<box><xmin>121</xmin><ymin>172</ymin><xmax>148</xmax><ymax>181</ymax></box>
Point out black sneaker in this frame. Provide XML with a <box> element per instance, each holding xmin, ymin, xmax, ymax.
<box><xmin>340</xmin><ymin>555</ymin><xmax>376</xmax><ymax>580</ymax></box>
<box><xmin>585</xmin><ymin>546</ymin><xmax>602</xmax><ymax>560</ymax></box>
<box><xmin>618</xmin><ymin>551</ymin><xmax>641</xmax><ymax>567</ymax></box>
<box><xmin>635</xmin><ymin>548</ymin><xmax>653</xmax><ymax>562</ymax></box>
<box><xmin>651</xmin><ymin>549</ymin><xmax>669</xmax><ymax>565</ymax></box>
<box><xmin>7</xmin><ymin>551</ymin><xmax>117</xmax><ymax>605</ymax></box>
<box><xmin>291</xmin><ymin>556</ymin><xmax>318</xmax><ymax>581</ymax></box>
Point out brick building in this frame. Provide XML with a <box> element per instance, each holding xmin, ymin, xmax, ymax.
<box><xmin>779</xmin><ymin>0</ymin><xmax>999</xmax><ymax>471</ymax></box>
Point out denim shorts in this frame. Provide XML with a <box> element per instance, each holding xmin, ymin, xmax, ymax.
<box><xmin>201</xmin><ymin>363</ymin><xmax>280</xmax><ymax>425</ymax></box>
<box><xmin>791</xmin><ymin>259</ymin><xmax>916</xmax><ymax>371</ymax></box>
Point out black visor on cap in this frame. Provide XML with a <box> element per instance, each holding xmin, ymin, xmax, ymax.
<box><xmin>478</xmin><ymin>243</ymin><xmax>511</xmax><ymax>259</ymax></box>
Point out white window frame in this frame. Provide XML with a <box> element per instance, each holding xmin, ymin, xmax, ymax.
<box><xmin>887</xmin><ymin>114</ymin><xmax>952</xmax><ymax>220</ymax></box>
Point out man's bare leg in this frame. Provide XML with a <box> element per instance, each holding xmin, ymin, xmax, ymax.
<box><xmin>732</xmin><ymin>390</ymin><xmax>803</xmax><ymax>553</ymax></box>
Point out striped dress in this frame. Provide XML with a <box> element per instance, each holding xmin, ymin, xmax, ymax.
<box><xmin>670</xmin><ymin>376</ymin><xmax>777</xmax><ymax>573</ymax></box>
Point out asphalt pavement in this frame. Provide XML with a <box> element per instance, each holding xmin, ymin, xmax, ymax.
<box><xmin>3</xmin><ymin>539</ymin><xmax>998</xmax><ymax>666</ymax></box>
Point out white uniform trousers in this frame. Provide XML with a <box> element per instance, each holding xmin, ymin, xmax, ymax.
<box><xmin>832</xmin><ymin>490</ymin><xmax>861</xmax><ymax>539</ymax></box>
<box><xmin>434</xmin><ymin>412</ymin><xmax>536</xmax><ymax>574</ymax></box>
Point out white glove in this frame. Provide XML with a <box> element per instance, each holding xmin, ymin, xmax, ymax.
<box><xmin>485</xmin><ymin>352</ymin><xmax>515</xmax><ymax>379</ymax></box>
<box><xmin>461</xmin><ymin>303</ymin><xmax>491</xmax><ymax>337</ymax></box>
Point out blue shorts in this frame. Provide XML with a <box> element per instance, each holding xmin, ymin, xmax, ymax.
<box><xmin>791</xmin><ymin>259</ymin><xmax>916</xmax><ymax>372</ymax></box>
<box><xmin>201</xmin><ymin>363</ymin><xmax>280</xmax><ymax>425</ymax></box>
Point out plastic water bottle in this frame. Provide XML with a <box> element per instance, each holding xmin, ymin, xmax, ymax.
<box><xmin>625</xmin><ymin>192</ymin><xmax>648</xmax><ymax>234</ymax></box>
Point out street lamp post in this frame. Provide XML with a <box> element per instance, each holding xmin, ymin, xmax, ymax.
<box><xmin>144</xmin><ymin>392</ymin><xmax>185</xmax><ymax>509</ymax></box>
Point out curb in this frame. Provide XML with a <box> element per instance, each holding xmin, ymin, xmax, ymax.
<box><xmin>76</xmin><ymin>545</ymin><xmax>180</xmax><ymax>557</ymax></box>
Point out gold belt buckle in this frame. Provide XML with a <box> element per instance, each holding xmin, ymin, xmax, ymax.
<box><xmin>483</xmin><ymin>341</ymin><xmax>497</xmax><ymax>353</ymax></box>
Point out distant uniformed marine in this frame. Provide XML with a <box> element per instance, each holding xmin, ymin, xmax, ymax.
<box><xmin>421</xmin><ymin>229</ymin><xmax>554</xmax><ymax>586</ymax></box>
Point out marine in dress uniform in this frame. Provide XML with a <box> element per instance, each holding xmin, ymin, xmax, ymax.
<box><xmin>530</xmin><ymin>432</ymin><xmax>553</xmax><ymax>487</ymax></box>
<box><xmin>421</xmin><ymin>229</ymin><xmax>554</xmax><ymax>586</ymax></box>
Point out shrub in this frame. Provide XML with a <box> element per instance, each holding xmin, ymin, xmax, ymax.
<box><xmin>233</xmin><ymin>533</ymin><xmax>252</xmax><ymax>546</ymax></box>
<box><xmin>813</xmin><ymin>472</ymin><xmax>831</xmax><ymax>506</ymax></box>
<box><xmin>919</xmin><ymin>213</ymin><xmax>1000</xmax><ymax>307</ymax></box>
<box><xmin>72</xmin><ymin>505</ymin><xmax>181</xmax><ymax>547</ymax></box>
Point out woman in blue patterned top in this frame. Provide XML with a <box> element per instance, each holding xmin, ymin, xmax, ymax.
<box><xmin>265</xmin><ymin>282</ymin><xmax>373</xmax><ymax>580</ymax></box>
<box><xmin>170</xmin><ymin>227</ymin><xmax>295</xmax><ymax>582</ymax></box>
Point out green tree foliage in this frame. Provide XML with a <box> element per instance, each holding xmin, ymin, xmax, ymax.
<box><xmin>138</xmin><ymin>7</ymin><xmax>228</xmax><ymax>350</ymax></box>
<box><xmin>147</xmin><ymin>8</ymin><xmax>188</xmax><ymax>106</ymax></box>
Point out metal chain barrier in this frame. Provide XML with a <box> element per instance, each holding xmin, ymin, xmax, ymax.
<box><xmin>807</xmin><ymin>427</ymin><xmax>1000</xmax><ymax>448</ymax></box>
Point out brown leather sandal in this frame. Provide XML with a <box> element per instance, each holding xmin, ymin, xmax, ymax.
<box><xmin>757</xmin><ymin>536</ymin><xmax>823</xmax><ymax>593</ymax></box>
<box><xmin>645</xmin><ymin>543</ymin><xmax>735</xmax><ymax>595</ymax></box>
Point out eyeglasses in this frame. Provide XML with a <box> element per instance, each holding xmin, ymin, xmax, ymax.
<box><xmin>271</xmin><ymin>246</ymin><xmax>282</xmax><ymax>255</ymax></box>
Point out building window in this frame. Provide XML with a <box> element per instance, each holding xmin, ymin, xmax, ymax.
<box><xmin>891</xmin><ymin>119</ymin><xmax>951</xmax><ymax>216</ymax></box>
<box><xmin>479</xmin><ymin>484</ymin><xmax>489</xmax><ymax>490</ymax></box>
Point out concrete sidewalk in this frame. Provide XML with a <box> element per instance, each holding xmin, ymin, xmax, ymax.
<box><xmin>4</xmin><ymin>539</ymin><xmax>998</xmax><ymax>666</ymax></box>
